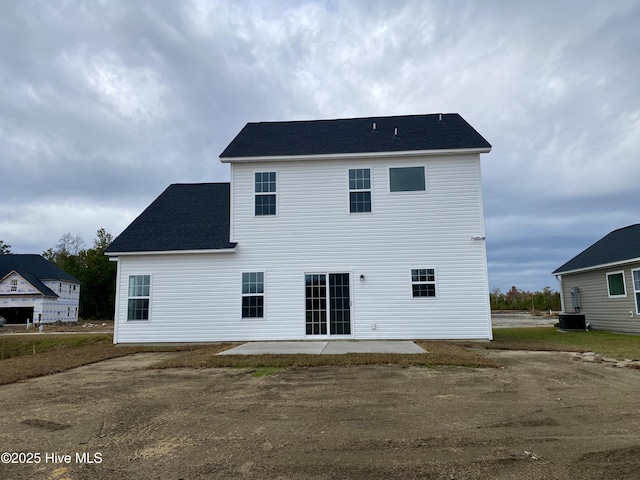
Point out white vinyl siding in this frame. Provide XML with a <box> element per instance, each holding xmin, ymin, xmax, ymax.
<box><xmin>111</xmin><ymin>153</ymin><xmax>491</xmax><ymax>343</ymax></box>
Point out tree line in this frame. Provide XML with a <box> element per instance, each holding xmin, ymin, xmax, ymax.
<box><xmin>490</xmin><ymin>286</ymin><xmax>561</xmax><ymax>312</ymax></box>
<box><xmin>39</xmin><ymin>229</ymin><xmax>117</xmax><ymax>320</ymax></box>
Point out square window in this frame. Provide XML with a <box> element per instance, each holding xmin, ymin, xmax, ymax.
<box><xmin>411</xmin><ymin>268</ymin><xmax>436</xmax><ymax>297</ymax></box>
<box><xmin>390</xmin><ymin>166</ymin><xmax>426</xmax><ymax>192</ymax></box>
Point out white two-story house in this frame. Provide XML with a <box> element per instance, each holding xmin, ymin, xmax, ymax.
<box><xmin>0</xmin><ymin>254</ymin><xmax>80</xmax><ymax>324</ymax></box>
<box><xmin>106</xmin><ymin>113</ymin><xmax>492</xmax><ymax>343</ymax></box>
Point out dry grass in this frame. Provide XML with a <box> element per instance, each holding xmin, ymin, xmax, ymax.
<box><xmin>0</xmin><ymin>335</ymin><xmax>202</xmax><ymax>385</ymax></box>
<box><xmin>5</xmin><ymin>327</ymin><xmax>637</xmax><ymax>386</ymax></box>
<box><xmin>152</xmin><ymin>341</ymin><xmax>503</xmax><ymax>370</ymax></box>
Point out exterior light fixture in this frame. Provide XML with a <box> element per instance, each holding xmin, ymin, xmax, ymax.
<box><xmin>360</xmin><ymin>274</ymin><xmax>365</xmax><ymax>281</ymax></box>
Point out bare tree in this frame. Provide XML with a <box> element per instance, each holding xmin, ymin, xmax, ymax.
<box><xmin>56</xmin><ymin>233</ymin><xmax>86</xmax><ymax>256</ymax></box>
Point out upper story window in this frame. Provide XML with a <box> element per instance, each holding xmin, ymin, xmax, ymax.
<box><xmin>411</xmin><ymin>268</ymin><xmax>436</xmax><ymax>297</ymax></box>
<box><xmin>607</xmin><ymin>271</ymin><xmax>626</xmax><ymax>298</ymax></box>
<box><xmin>255</xmin><ymin>172</ymin><xmax>276</xmax><ymax>216</ymax></box>
<box><xmin>390</xmin><ymin>166</ymin><xmax>426</xmax><ymax>192</ymax></box>
<box><xmin>10</xmin><ymin>279</ymin><xmax>17</xmax><ymax>292</ymax></box>
<box><xmin>349</xmin><ymin>168</ymin><xmax>371</xmax><ymax>213</ymax></box>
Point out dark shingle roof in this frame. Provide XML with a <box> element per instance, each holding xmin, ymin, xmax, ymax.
<box><xmin>220</xmin><ymin>113</ymin><xmax>491</xmax><ymax>158</ymax></box>
<box><xmin>0</xmin><ymin>254</ymin><xmax>79</xmax><ymax>297</ymax></box>
<box><xmin>106</xmin><ymin>183</ymin><xmax>236</xmax><ymax>254</ymax></box>
<box><xmin>553</xmin><ymin>224</ymin><xmax>640</xmax><ymax>274</ymax></box>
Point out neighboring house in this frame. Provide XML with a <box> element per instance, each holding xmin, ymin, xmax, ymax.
<box><xmin>106</xmin><ymin>113</ymin><xmax>493</xmax><ymax>343</ymax></box>
<box><xmin>553</xmin><ymin>224</ymin><xmax>640</xmax><ymax>334</ymax></box>
<box><xmin>0</xmin><ymin>254</ymin><xmax>80</xmax><ymax>324</ymax></box>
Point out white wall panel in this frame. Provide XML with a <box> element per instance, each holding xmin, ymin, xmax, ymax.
<box><xmin>113</xmin><ymin>153</ymin><xmax>492</xmax><ymax>343</ymax></box>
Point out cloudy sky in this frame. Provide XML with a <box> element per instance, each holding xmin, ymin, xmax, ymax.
<box><xmin>1</xmin><ymin>0</ymin><xmax>638</xmax><ymax>292</ymax></box>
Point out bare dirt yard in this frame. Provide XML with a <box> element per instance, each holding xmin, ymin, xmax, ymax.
<box><xmin>1</xmin><ymin>349</ymin><xmax>639</xmax><ymax>479</ymax></box>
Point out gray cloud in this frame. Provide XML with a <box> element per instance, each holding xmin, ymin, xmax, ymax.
<box><xmin>1</xmin><ymin>0</ymin><xmax>639</xmax><ymax>292</ymax></box>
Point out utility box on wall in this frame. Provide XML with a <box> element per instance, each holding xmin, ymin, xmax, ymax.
<box><xmin>570</xmin><ymin>287</ymin><xmax>580</xmax><ymax>312</ymax></box>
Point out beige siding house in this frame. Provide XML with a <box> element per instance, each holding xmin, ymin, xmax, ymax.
<box><xmin>553</xmin><ymin>224</ymin><xmax>640</xmax><ymax>334</ymax></box>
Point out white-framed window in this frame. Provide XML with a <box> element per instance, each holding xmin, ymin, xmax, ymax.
<box><xmin>349</xmin><ymin>168</ymin><xmax>372</xmax><ymax>213</ymax></box>
<box><xmin>606</xmin><ymin>271</ymin><xmax>627</xmax><ymax>298</ymax></box>
<box><xmin>59</xmin><ymin>282</ymin><xmax>62</xmax><ymax>293</ymax></box>
<box><xmin>10</xmin><ymin>279</ymin><xmax>17</xmax><ymax>292</ymax></box>
<box><xmin>390</xmin><ymin>166</ymin><xmax>426</xmax><ymax>192</ymax></box>
<box><xmin>411</xmin><ymin>268</ymin><xmax>436</xmax><ymax>297</ymax></box>
<box><xmin>242</xmin><ymin>272</ymin><xmax>265</xmax><ymax>318</ymax></box>
<box><xmin>633</xmin><ymin>269</ymin><xmax>640</xmax><ymax>314</ymax></box>
<box><xmin>128</xmin><ymin>275</ymin><xmax>151</xmax><ymax>321</ymax></box>
<box><xmin>255</xmin><ymin>172</ymin><xmax>276</xmax><ymax>216</ymax></box>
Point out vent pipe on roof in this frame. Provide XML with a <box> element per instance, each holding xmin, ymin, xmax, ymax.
<box><xmin>438</xmin><ymin>113</ymin><xmax>444</xmax><ymax>124</ymax></box>
<box><xmin>393</xmin><ymin>127</ymin><xmax>398</xmax><ymax>137</ymax></box>
<box><xmin>371</xmin><ymin>122</ymin><xmax>377</xmax><ymax>133</ymax></box>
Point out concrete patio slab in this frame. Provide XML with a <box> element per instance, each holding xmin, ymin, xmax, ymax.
<box><xmin>321</xmin><ymin>340</ymin><xmax>426</xmax><ymax>354</ymax></box>
<box><xmin>217</xmin><ymin>341</ymin><xmax>328</xmax><ymax>355</ymax></box>
<box><xmin>217</xmin><ymin>340</ymin><xmax>426</xmax><ymax>355</ymax></box>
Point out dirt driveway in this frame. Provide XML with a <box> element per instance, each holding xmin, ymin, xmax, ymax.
<box><xmin>0</xmin><ymin>350</ymin><xmax>638</xmax><ymax>480</ymax></box>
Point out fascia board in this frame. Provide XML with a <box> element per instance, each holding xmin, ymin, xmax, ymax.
<box><xmin>219</xmin><ymin>147</ymin><xmax>491</xmax><ymax>163</ymax></box>
<box><xmin>106</xmin><ymin>247</ymin><xmax>237</xmax><ymax>257</ymax></box>
<box><xmin>553</xmin><ymin>257</ymin><xmax>640</xmax><ymax>276</ymax></box>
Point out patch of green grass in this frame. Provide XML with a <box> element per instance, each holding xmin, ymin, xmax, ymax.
<box><xmin>485</xmin><ymin>327</ymin><xmax>640</xmax><ymax>360</ymax></box>
<box><xmin>0</xmin><ymin>335</ymin><xmax>110</xmax><ymax>360</ymax></box>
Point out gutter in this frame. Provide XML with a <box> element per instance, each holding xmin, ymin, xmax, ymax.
<box><xmin>220</xmin><ymin>147</ymin><xmax>491</xmax><ymax>163</ymax></box>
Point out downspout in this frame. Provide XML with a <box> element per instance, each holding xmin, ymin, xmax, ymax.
<box><xmin>110</xmin><ymin>256</ymin><xmax>120</xmax><ymax>345</ymax></box>
<box><xmin>555</xmin><ymin>274</ymin><xmax>565</xmax><ymax>313</ymax></box>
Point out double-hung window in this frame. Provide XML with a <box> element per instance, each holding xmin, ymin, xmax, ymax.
<box><xmin>255</xmin><ymin>172</ymin><xmax>276</xmax><ymax>216</ymax></box>
<box><xmin>633</xmin><ymin>269</ymin><xmax>640</xmax><ymax>314</ymax></box>
<box><xmin>242</xmin><ymin>272</ymin><xmax>265</xmax><ymax>318</ymax></box>
<box><xmin>10</xmin><ymin>279</ymin><xmax>17</xmax><ymax>292</ymax></box>
<box><xmin>411</xmin><ymin>268</ymin><xmax>436</xmax><ymax>297</ymax></box>
<box><xmin>390</xmin><ymin>166</ymin><xmax>426</xmax><ymax>192</ymax></box>
<box><xmin>128</xmin><ymin>275</ymin><xmax>151</xmax><ymax>321</ymax></box>
<box><xmin>349</xmin><ymin>168</ymin><xmax>371</xmax><ymax>213</ymax></box>
<box><xmin>606</xmin><ymin>271</ymin><xmax>626</xmax><ymax>298</ymax></box>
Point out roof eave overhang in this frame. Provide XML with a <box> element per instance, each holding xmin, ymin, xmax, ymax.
<box><xmin>220</xmin><ymin>147</ymin><xmax>491</xmax><ymax>163</ymax></box>
<box><xmin>553</xmin><ymin>256</ymin><xmax>640</xmax><ymax>276</ymax></box>
<box><xmin>106</xmin><ymin>246</ymin><xmax>238</xmax><ymax>257</ymax></box>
